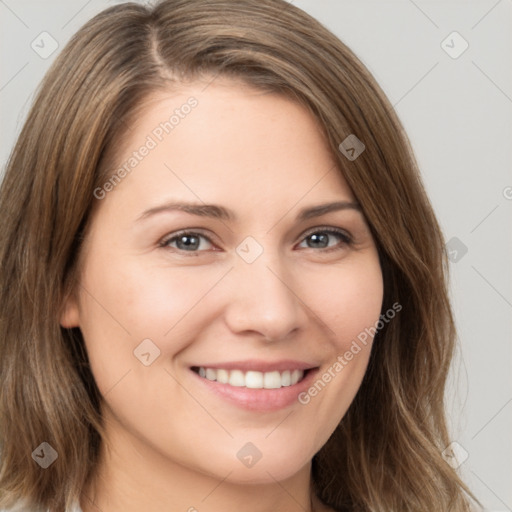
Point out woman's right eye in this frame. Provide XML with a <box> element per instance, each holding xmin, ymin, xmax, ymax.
<box><xmin>159</xmin><ymin>231</ymin><xmax>216</xmax><ymax>254</ymax></box>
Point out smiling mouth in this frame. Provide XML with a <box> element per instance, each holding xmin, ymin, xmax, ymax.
<box><xmin>191</xmin><ymin>366</ymin><xmax>311</xmax><ymax>389</ymax></box>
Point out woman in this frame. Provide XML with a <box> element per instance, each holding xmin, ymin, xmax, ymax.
<box><xmin>0</xmin><ymin>0</ymin><xmax>477</xmax><ymax>511</ymax></box>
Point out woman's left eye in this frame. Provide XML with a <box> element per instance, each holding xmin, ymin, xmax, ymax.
<box><xmin>159</xmin><ymin>227</ymin><xmax>352</xmax><ymax>255</ymax></box>
<box><xmin>297</xmin><ymin>228</ymin><xmax>352</xmax><ymax>252</ymax></box>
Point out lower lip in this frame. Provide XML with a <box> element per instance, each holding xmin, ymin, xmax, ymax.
<box><xmin>190</xmin><ymin>368</ymin><xmax>319</xmax><ymax>412</ymax></box>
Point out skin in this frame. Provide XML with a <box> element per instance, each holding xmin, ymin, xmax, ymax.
<box><xmin>61</xmin><ymin>79</ymin><xmax>383</xmax><ymax>512</ymax></box>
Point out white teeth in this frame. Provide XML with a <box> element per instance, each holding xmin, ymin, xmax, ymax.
<box><xmin>291</xmin><ymin>369</ymin><xmax>301</xmax><ymax>385</ymax></box>
<box><xmin>216</xmin><ymin>369</ymin><xmax>229</xmax><ymax>384</ymax></box>
<box><xmin>195</xmin><ymin>367</ymin><xmax>305</xmax><ymax>389</ymax></box>
<box><xmin>263</xmin><ymin>371</ymin><xmax>281</xmax><ymax>389</ymax></box>
<box><xmin>245</xmin><ymin>371</ymin><xmax>263</xmax><ymax>389</ymax></box>
<box><xmin>229</xmin><ymin>370</ymin><xmax>245</xmax><ymax>387</ymax></box>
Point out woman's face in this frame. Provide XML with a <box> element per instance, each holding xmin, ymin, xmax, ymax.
<box><xmin>62</xmin><ymin>79</ymin><xmax>383</xmax><ymax>485</ymax></box>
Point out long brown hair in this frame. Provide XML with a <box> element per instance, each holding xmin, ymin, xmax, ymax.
<box><xmin>0</xmin><ymin>1</ymin><xmax>476</xmax><ymax>510</ymax></box>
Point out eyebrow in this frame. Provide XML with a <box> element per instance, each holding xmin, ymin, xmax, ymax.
<box><xmin>137</xmin><ymin>200</ymin><xmax>361</xmax><ymax>223</ymax></box>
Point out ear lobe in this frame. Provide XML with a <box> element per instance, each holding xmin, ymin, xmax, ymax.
<box><xmin>60</xmin><ymin>294</ymin><xmax>80</xmax><ymax>328</ymax></box>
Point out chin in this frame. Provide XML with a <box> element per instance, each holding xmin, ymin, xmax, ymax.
<box><xmin>195</xmin><ymin>444</ymin><xmax>313</xmax><ymax>485</ymax></box>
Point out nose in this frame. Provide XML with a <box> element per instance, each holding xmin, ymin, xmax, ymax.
<box><xmin>222</xmin><ymin>250</ymin><xmax>307</xmax><ymax>342</ymax></box>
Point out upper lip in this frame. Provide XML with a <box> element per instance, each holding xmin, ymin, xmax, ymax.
<box><xmin>191</xmin><ymin>359</ymin><xmax>318</xmax><ymax>373</ymax></box>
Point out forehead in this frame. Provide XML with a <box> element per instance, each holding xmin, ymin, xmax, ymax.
<box><xmin>98</xmin><ymin>79</ymin><xmax>355</xmax><ymax>219</ymax></box>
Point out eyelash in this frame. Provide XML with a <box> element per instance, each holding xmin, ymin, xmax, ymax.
<box><xmin>159</xmin><ymin>227</ymin><xmax>353</xmax><ymax>255</ymax></box>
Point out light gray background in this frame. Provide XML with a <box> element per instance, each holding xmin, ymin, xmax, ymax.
<box><xmin>1</xmin><ymin>1</ymin><xmax>511</xmax><ymax>510</ymax></box>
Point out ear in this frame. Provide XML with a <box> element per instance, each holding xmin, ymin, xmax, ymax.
<box><xmin>60</xmin><ymin>293</ymin><xmax>80</xmax><ymax>328</ymax></box>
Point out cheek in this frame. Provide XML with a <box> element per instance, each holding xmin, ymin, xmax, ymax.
<box><xmin>76</xmin><ymin>254</ymin><xmax>223</xmax><ymax>388</ymax></box>
<box><xmin>303</xmin><ymin>254</ymin><xmax>384</xmax><ymax>349</ymax></box>
<box><xmin>111</xmin><ymin>263</ymin><xmax>229</xmax><ymax>343</ymax></box>
<box><xmin>293</xmin><ymin>256</ymin><xmax>383</xmax><ymax>429</ymax></box>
